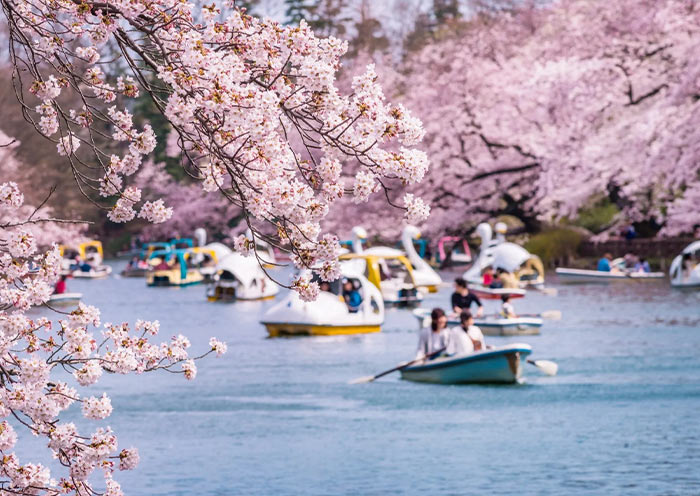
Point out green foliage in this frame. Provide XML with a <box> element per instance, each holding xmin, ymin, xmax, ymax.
<box><xmin>524</xmin><ymin>228</ymin><xmax>584</xmax><ymax>266</ymax></box>
<box><xmin>574</xmin><ymin>197</ymin><xmax>619</xmax><ymax>233</ymax></box>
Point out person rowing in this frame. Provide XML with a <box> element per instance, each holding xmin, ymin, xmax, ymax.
<box><xmin>415</xmin><ymin>307</ymin><xmax>450</xmax><ymax>361</ymax></box>
<box><xmin>451</xmin><ymin>277</ymin><xmax>484</xmax><ymax>317</ymax></box>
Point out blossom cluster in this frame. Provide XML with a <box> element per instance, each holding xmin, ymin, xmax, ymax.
<box><xmin>6</xmin><ymin>0</ymin><xmax>430</xmax><ymax>287</ymax></box>
<box><xmin>0</xmin><ymin>182</ymin><xmax>227</xmax><ymax>494</ymax></box>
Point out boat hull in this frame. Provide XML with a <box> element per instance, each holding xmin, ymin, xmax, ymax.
<box><xmin>555</xmin><ymin>268</ymin><xmax>664</xmax><ymax>283</ymax></box>
<box><xmin>48</xmin><ymin>293</ymin><xmax>82</xmax><ymax>306</ymax></box>
<box><xmin>120</xmin><ymin>269</ymin><xmax>147</xmax><ymax>278</ymax></box>
<box><xmin>401</xmin><ymin>345</ymin><xmax>532</xmax><ymax>384</ymax></box>
<box><xmin>412</xmin><ymin>309</ymin><xmax>542</xmax><ymax>336</ymax></box>
<box><xmin>263</xmin><ymin>323</ymin><xmax>381</xmax><ymax>337</ymax></box>
<box><xmin>469</xmin><ymin>286</ymin><xmax>526</xmax><ymax>300</ymax></box>
<box><xmin>69</xmin><ymin>266</ymin><xmax>112</xmax><ymax>279</ymax></box>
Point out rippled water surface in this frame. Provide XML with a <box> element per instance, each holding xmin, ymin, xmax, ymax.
<box><xmin>23</xmin><ymin>263</ymin><xmax>700</xmax><ymax>495</ymax></box>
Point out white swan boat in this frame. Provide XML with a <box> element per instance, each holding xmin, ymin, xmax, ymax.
<box><xmin>260</xmin><ymin>266</ymin><xmax>384</xmax><ymax>337</ymax></box>
<box><xmin>463</xmin><ymin>223</ymin><xmax>544</xmax><ymax>289</ymax></box>
<box><xmin>399</xmin><ymin>225</ymin><xmax>442</xmax><ymax>292</ymax></box>
<box><xmin>207</xmin><ymin>251</ymin><xmax>279</xmax><ymax>302</ymax></box>
<box><xmin>669</xmin><ymin>241</ymin><xmax>700</xmax><ymax>289</ymax></box>
<box><xmin>555</xmin><ymin>266</ymin><xmax>665</xmax><ymax>283</ymax></box>
<box><xmin>412</xmin><ymin>308</ymin><xmax>542</xmax><ymax>336</ymax></box>
<box><xmin>468</xmin><ymin>285</ymin><xmax>526</xmax><ymax>300</ymax></box>
<box><xmin>400</xmin><ymin>343</ymin><xmax>532</xmax><ymax>384</ymax></box>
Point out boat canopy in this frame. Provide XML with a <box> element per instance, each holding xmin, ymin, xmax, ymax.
<box><xmin>148</xmin><ymin>248</ymin><xmax>192</xmax><ymax>280</ymax></box>
<box><xmin>203</xmin><ymin>242</ymin><xmax>232</xmax><ymax>261</ymax></box>
<box><xmin>139</xmin><ymin>242</ymin><xmax>170</xmax><ymax>259</ymax></box>
<box><xmin>339</xmin><ymin>252</ymin><xmax>415</xmax><ymax>289</ymax></box>
<box><xmin>682</xmin><ymin>240</ymin><xmax>700</xmax><ymax>255</ymax></box>
<box><xmin>216</xmin><ymin>253</ymin><xmax>263</xmax><ymax>287</ymax></box>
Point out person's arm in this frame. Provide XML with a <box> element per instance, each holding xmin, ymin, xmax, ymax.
<box><xmin>415</xmin><ymin>331</ymin><xmax>427</xmax><ymax>360</ymax></box>
<box><xmin>451</xmin><ymin>293</ymin><xmax>461</xmax><ymax>313</ymax></box>
<box><xmin>472</xmin><ymin>294</ymin><xmax>484</xmax><ymax>316</ymax></box>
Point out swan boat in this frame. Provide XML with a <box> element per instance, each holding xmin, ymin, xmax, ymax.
<box><xmin>120</xmin><ymin>241</ymin><xmax>171</xmax><ymax>277</ymax></box>
<box><xmin>412</xmin><ymin>308</ymin><xmax>542</xmax><ymax>336</ymax></box>
<box><xmin>669</xmin><ymin>241</ymin><xmax>700</xmax><ymax>289</ymax></box>
<box><xmin>436</xmin><ymin>236</ymin><xmax>472</xmax><ymax>267</ymax></box>
<box><xmin>463</xmin><ymin>223</ymin><xmax>545</xmax><ymax>289</ymax></box>
<box><xmin>339</xmin><ymin>251</ymin><xmax>423</xmax><ymax>306</ymax></box>
<box><xmin>400</xmin><ymin>344</ymin><xmax>532</xmax><ymax>384</ymax></box>
<box><xmin>146</xmin><ymin>249</ymin><xmax>205</xmax><ymax>287</ymax></box>
<box><xmin>60</xmin><ymin>240</ymin><xmax>113</xmax><ymax>279</ymax></box>
<box><xmin>206</xmin><ymin>251</ymin><xmax>279</xmax><ymax>301</ymax></box>
<box><xmin>260</xmin><ymin>266</ymin><xmax>384</xmax><ymax>337</ymax></box>
<box><xmin>398</xmin><ymin>225</ymin><xmax>442</xmax><ymax>292</ymax></box>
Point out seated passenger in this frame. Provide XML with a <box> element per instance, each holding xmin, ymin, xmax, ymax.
<box><xmin>634</xmin><ymin>258</ymin><xmax>650</xmax><ymax>273</ymax></box>
<box><xmin>154</xmin><ymin>257</ymin><xmax>172</xmax><ymax>271</ymax></box>
<box><xmin>496</xmin><ymin>268</ymin><xmax>519</xmax><ymax>289</ymax></box>
<box><xmin>319</xmin><ymin>281</ymin><xmax>332</xmax><ymax>292</ymax></box>
<box><xmin>416</xmin><ymin>308</ymin><xmax>450</xmax><ymax>361</ymax></box>
<box><xmin>447</xmin><ymin>311</ymin><xmax>487</xmax><ymax>356</ymax></box>
<box><xmin>53</xmin><ymin>275</ymin><xmax>67</xmax><ymax>295</ymax></box>
<box><xmin>482</xmin><ymin>266</ymin><xmax>495</xmax><ymax>287</ymax></box>
<box><xmin>500</xmin><ymin>294</ymin><xmax>516</xmax><ymax>318</ymax></box>
<box><xmin>597</xmin><ymin>253</ymin><xmax>613</xmax><ymax>272</ymax></box>
<box><xmin>342</xmin><ymin>279</ymin><xmax>362</xmax><ymax>312</ymax></box>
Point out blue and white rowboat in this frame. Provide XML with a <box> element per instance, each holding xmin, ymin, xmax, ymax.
<box><xmin>400</xmin><ymin>344</ymin><xmax>532</xmax><ymax>384</ymax></box>
<box><xmin>412</xmin><ymin>308</ymin><xmax>543</xmax><ymax>336</ymax></box>
<box><xmin>555</xmin><ymin>267</ymin><xmax>664</xmax><ymax>283</ymax></box>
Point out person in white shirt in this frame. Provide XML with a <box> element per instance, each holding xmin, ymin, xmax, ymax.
<box><xmin>500</xmin><ymin>294</ymin><xmax>516</xmax><ymax>318</ymax></box>
<box><xmin>447</xmin><ymin>311</ymin><xmax>486</xmax><ymax>356</ymax></box>
<box><xmin>415</xmin><ymin>308</ymin><xmax>450</xmax><ymax>361</ymax></box>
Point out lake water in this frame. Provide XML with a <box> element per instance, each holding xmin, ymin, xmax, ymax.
<box><xmin>22</xmin><ymin>263</ymin><xmax>700</xmax><ymax>495</ymax></box>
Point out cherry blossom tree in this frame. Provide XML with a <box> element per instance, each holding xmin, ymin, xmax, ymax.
<box><xmin>1</xmin><ymin>0</ymin><xmax>429</xmax><ymax>298</ymax></box>
<box><xmin>325</xmin><ymin>0</ymin><xmax>700</xmax><ymax>239</ymax></box>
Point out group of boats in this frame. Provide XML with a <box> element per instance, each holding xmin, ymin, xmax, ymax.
<box><xmin>49</xmin><ymin>225</ymin><xmax>700</xmax><ymax>386</ymax></box>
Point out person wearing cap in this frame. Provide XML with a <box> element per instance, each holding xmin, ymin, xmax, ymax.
<box><xmin>342</xmin><ymin>279</ymin><xmax>362</xmax><ymax>312</ymax></box>
<box><xmin>451</xmin><ymin>277</ymin><xmax>484</xmax><ymax>317</ymax></box>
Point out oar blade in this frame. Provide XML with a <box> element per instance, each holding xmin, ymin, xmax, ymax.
<box><xmin>540</xmin><ymin>310</ymin><xmax>562</xmax><ymax>320</ymax></box>
<box><xmin>533</xmin><ymin>359</ymin><xmax>558</xmax><ymax>376</ymax></box>
<box><xmin>348</xmin><ymin>375</ymin><xmax>376</xmax><ymax>385</ymax></box>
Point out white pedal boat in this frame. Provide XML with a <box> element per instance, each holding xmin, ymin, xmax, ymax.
<box><xmin>206</xmin><ymin>251</ymin><xmax>279</xmax><ymax>302</ymax></box>
<box><xmin>412</xmin><ymin>308</ymin><xmax>542</xmax><ymax>336</ymax></box>
<box><xmin>400</xmin><ymin>343</ymin><xmax>532</xmax><ymax>384</ymax></box>
<box><xmin>669</xmin><ymin>241</ymin><xmax>700</xmax><ymax>289</ymax></box>
<box><xmin>70</xmin><ymin>266</ymin><xmax>112</xmax><ymax>279</ymax></box>
<box><xmin>555</xmin><ymin>267</ymin><xmax>664</xmax><ymax>283</ymax></box>
<box><xmin>48</xmin><ymin>292</ymin><xmax>82</xmax><ymax>306</ymax></box>
<box><xmin>260</xmin><ymin>267</ymin><xmax>384</xmax><ymax>337</ymax></box>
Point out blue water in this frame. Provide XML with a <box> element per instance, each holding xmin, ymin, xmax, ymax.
<box><xmin>22</xmin><ymin>264</ymin><xmax>700</xmax><ymax>495</ymax></box>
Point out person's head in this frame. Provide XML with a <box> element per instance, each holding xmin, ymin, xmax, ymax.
<box><xmin>501</xmin><ymin>294</ymin><xmax>510</xmax><ymax>304</ymax></box>
<box><xmin>484</xmin><ymin>266</ymin><xmax>494</xmax><ymax>275</ymax></box>
<box><xmin>460</xmin><ymin>310</ymin><xmax>474</xmax><ymax>329</ymax></box>
<box><xmin>320</xmin><ymin>281</ymin><xmax>331</xmax><ymax>292</ymax></box>
<box><xmin>342</xmin><ymin>279</ymin><xmax>353</xmax><ymax>292</ymax></box>
<box><xmin>60</xmin><ymin>275</ymin><xmax>67</xmax><ymax>282</ymax></box>
<box><xmin>454</xmin><ymin>277</ymin><xmax>468</xmax><ymax>293</ymax></box>
<box><xmin>430</xmin><ymin>307</ymin><xmax>447</xmax><ymax>331</ymax></box>
<box><xmin>604</xmin><ymin>253</ymin><xmax>613</xmax><ymax>260</ymax></box>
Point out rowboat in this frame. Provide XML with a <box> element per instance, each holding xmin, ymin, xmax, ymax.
<box><xmin>555</xmin><ymin>267</ymin><xmax>664</xmax><ymax>283</ymax></box>
<box><xmin>400</xmin><ymin>344</ymin><xmax>532</xmax><ymax>384</ymax></box>
<box><xmin>412</xmin><ymin>308</ymin><xmax>542</xmax><ymax>336</ymax></box>
<box><xmin>468</xmin><ymin>285</ymin><xmax>526</xmax><ymax>300</ymax></box>
<box><xmin>48</xmin><ymin>292</ymin><xmax>82</xmax><ymax>306</ymax></box>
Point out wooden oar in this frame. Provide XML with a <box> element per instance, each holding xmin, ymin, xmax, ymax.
<box><xmin>527</xmin><ymin>359</ymin><xmax>558</xmax><ymax>376</ymax></box>
<box><xmin>349</xmin><ymin>346</ymin><xmax>447</xmax><ymax>384</ymax></box>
